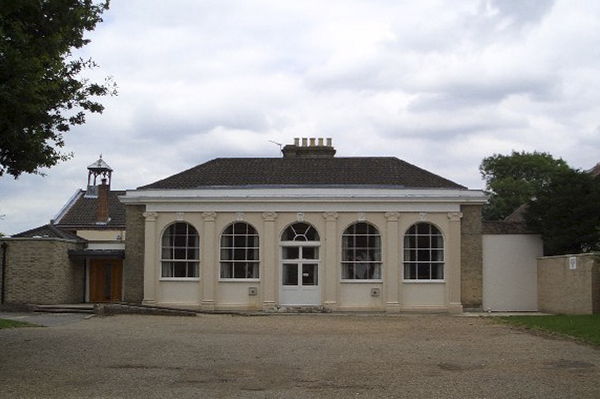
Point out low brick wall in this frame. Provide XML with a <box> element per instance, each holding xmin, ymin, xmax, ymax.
<box><xmin>538</xmin><ymin>254</ymin><xmax>599</xmax><ymax>314</ymax></box>
<box><xmin>0</xmin><ymin>238</ymin><xmax>85</xmax><ymax>305</ymax></box>
<box><xmin>123</xmin><ymin>205</ymin><xmax>145</xmax><ymax>303</ymax></box>
<box><xmin>461</xmin><ymin>205</ymin><xmax>483</xmax><ymax>309</ymax></box>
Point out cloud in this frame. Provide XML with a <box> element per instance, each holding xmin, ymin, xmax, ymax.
<box><xmin>2</xmin><ymin>0</ymin><xmax>600</xmax><ymax>235</ymax></box>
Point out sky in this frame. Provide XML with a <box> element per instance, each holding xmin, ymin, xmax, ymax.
<box><xmin>2</xmin><ymin>0</ymin><xmax>600</xmax><ymax>235</ymax></box>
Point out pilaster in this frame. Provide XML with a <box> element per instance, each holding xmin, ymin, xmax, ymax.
<box><xmin>262</xmin><ymin>212</ymin><xmax>278</xmax><ymax>309</ymax></box>
<box><xmin>142</xmin><ymin>211</ymin><xmax>158</xmax><ymax>305</ymax></box>
<box><xmin>385</xmin><ymin>212</ymin><xmax>401</xmax><ymax>312</ymax></box>
<box><xmin>201</xmin><ymin>212</ymin><xmax>217</xmax><ymax>310</ymax></box>
<box><xmin>447</xmin><ymin>212</ymin><xmax>463</xmax><ymax>313</ymax></box>
<box><xmin>323</xmin><ymin>212</ymin><xmax>338</xmax><ymax>309</ymax></box>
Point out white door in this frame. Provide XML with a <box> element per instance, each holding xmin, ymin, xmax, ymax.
<box><xmin>280</xmin><ymin>244</ymin><xmax>321</xmax><ymax>305</ymax></box>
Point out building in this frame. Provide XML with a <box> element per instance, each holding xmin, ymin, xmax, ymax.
<box><xmin>121</xmin><ymin>138</ymin><xmax>487</xmax><ymax>312</ymax></box>
<box><xmin>0</xmin><ymin>157</ymin><xmax>126</xmax><ymax>305</ymax></box>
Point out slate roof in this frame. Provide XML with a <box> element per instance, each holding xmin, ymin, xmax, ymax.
<box><xmin>140</xmin><ymin>157</ymin><xmax>466</xmax><ymax>190</ymax></box>
<box><xmin>12</xmin><ymin>224</ymin><xmax>85</xmax><ymax>240</ymax></box>
<box><xmin>54</xmin><ymin>190</ymin><xmax>127</xmax><ymax>229</ymax></box>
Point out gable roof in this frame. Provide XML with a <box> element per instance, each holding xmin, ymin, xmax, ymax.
<box><xmin>12</xmin><ymin>224</ymin><xmax>85</xmax><ymax>241</ymax></box>
<box><xmin>140</xmin><ymin>157</ymin><xmax>466</xmax><ymax>190</ymax></box>
<box><xmin>53</xmin><ymin>189</ymin><xmax>127</xmax><ymax>229</ymax></box>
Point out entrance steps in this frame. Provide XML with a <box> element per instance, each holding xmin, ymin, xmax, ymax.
<box><xmin>33</xmin><ymin>304</ymin><xmax>95</xmax><ymax>314</ymax></box>
<box><xmin>265</xmin><ymin>305</ymin><xmax>332</xmax><ymax>314</ymax></box>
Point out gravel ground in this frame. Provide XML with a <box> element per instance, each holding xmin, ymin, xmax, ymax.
<box><xmin>0</xmin><ymin>313</ymin><xmax>599</xmax><ymax>399</ymax></box>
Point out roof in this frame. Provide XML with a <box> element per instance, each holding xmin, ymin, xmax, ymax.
<box><xmin>588</xmin><ymin>162</ymin><xmax>600</xmax><ymax>177</ymax></box>
<box><xmin>11</xmin><ymin>224</ymin><xmax>85</xmax><ymax>241</ymax></box>
<box><xmin>54</xmin><ymin>190</ymin><xmax>127</xmax><ymax>229</ymax></box>
<box><xmin>140</xmin><ymin>157</ymin><xmax>466</xmax><ymax>190</ymax></box>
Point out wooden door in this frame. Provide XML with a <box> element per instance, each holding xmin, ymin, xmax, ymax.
<box><xmin>89</xmin><ymin>259</ymin><xmax>123</xmax><ymax>302</ymax></box>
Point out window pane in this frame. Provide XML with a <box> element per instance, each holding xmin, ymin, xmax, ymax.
<box><xmin>342</xmin><ymin>264</ymin><xmax>353</xmax><ymax>279</ymax></box>
<box><xmin>283</xmin><ymin>247</ymin><xmax>299</xmax><ymax>260</ymax></box>
<box><xmin>404</xmin><ymin>263</ymin><xmax>416</xmax><ymax>279</ymax></box>
<box><xmin>173</xmin><ymin>262</ymin><xmax>187</xmax><ymax>277</ymax></box>
<box><xmin>162</xmin><ymin>262</ymin><xmax>173</xmax><ymax>277</ymax></box>
<box><xmin>417</xmin><ymin>264</ymin><xmax>431</xmax><ymax>279</ymax></box>
<box><xmin>432</xmin><ymin>263</ymin><xmax>444</xmax><ymax>279</ymax></box>
<box><xmin>302</xmin><ymin>247</ymin><xmax>318</xmax><ymax>260</ymax></box>
<box><xmin>302</xmin><ymin>264</ymin><xmax>318</xmax><ymax>285</ymax></box>
<box><xmin>370</xmin><ymin>264</ymin><xmax>381</xmax><ymax>279</ymax></box>
<box><xmin>220</xmin><ymin>263</ymin><xmax>233</xmax><ymax>278</ymax></box>
<box><xmin>283</xmin><ymin>264</ymin><xmax>298</xmax><ymax>285</ymax></box>
<box><xmin>187</xmin><ymin>262</ymin><xmax>199</xmax><ymax>278</ymax></box>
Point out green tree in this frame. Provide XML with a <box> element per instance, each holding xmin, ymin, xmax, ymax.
<box><xmin>525</xmin><ymin>169</ymin><xmax>600</xmax><ymax>256</ymax></box>
<box><xmin>479</xmin><ymin>151</ymin><xmax>570</xmax><ymax>221</ymax></box>
<box><xmin>0</xmin><ymin>0</ymin><xmax>115</xmax><ymax>178</ymax></box>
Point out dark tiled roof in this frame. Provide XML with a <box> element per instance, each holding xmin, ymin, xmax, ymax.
<box><xmin>12</xmin><ymin>224</ymin><xmax>84</xmax><ymax>241</ymax></box>
<box><xmin>54</xmin><ymin>190</ymin><xmax>126</xmax><ymax>229</ymax></box>
<box><xmin>140</xmin><ymin>158</ymin><xmax>466</xmax><ymax>190</ymax></box>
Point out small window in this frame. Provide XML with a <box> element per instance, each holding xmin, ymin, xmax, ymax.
<box><xmin>161</xmin><ymin>222</ymin><xmax>199</xmax><ymax>278</ymax></box>
<box><xmin>403</xmin><ymin>223</ymin><xmax>444</xmax><ymax>280</ymax></box>
<box><xmin>220</xmin><ymin>222</ymin><xmax>260</xmax><ymax>279</ymax></box>
<box><xmin>342</xmin><ymin>222</ymin><xmax>382</xmax><ymax>280</ymax></box>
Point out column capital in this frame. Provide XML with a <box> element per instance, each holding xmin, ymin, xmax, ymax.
<box><xmin>143</xmin><ymin>211</ymin><xmax>158</xmax><ymax>222</ymax></box>
<box><xmin>202</xmin><ymin>211</ymin><xmax>217</xmax><ymax>221</ymax></box>
<box><xmin>385</xmin><ymin>212</ymin><xmax>401</xmax><ymax>221</ymax></box>
<box><xmin>447</xmin><ymin>212</ymin><xmax>463</xmax><ymax>222</ymax></box>
<box><xmin>262</xmin><ymin>212</ymin><xmax>278</xmax><ymax>221</ymax></box>
<box><xmin>322</xmin><ymin>212</ymin><xmax>338</xmax><ymax>221</ymax></box>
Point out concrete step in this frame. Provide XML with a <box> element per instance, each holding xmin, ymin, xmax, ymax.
<box><xmin>34</xmin><ymin>304</ymin><xmax>95</xmax><ymax>314</ymax></box>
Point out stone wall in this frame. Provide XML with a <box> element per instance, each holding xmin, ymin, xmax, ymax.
<box><xmin>123</xmin><ymin>204</ymin><xmax>145</xmax><ymax>303</ymax></box>
<box><xmin>538</xmin><ymin>254</ymin><xmax>599</xmax><ymax>314</ymax></box>
<box><xmin>0</xmin><ymin>238</ymin><xmax>85</xmax><ymax>305</ymax></box>
<box><xmin>460</xmin><ymin>205</ymin><xmax>483</xmax><ymax>309</ymax></box>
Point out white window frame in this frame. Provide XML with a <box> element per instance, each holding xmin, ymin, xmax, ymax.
<box><xmin>341</xmin><ymin>222</ymin><xmax>383</xmax><ymax>281</ymax></box>
<box><xmin>403</xmin><ymin>222</ymin><xmax>444</xmax><ymax>281</ymax></box>
<box><xmin>219</xmin><ymin>222</ymin><xmax>260</xmax><ymax>281</ymax></box>
<box><xmin>160</xmin><ymin>222</ymin><xmax>200</xmax><ymax>280</ymax></box>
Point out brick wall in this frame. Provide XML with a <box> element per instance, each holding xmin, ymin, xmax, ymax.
<box><xmin>460</xmin><ymin>205</ymin><xmax>483</xmax><ymax>309</ymax></box>
<box><xmin>538</xmin><ymin>254</ymin><xmax>599</xmax><ymax>314</ymax></box>
<box><xmin>0</xmin><ymin>238</ymin><xmax>85</xmax><ymax>305</ymax></box>
<box><xmin>123</xmin><ymin>205</ymin><xmax>145</xmax><ymax>303</ymax></box>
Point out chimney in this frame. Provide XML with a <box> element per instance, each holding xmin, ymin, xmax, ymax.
<box><xmin>281</xmin><ymin>137</ymin><xmax>336</xmax><ymax>158</ymax></box>
<box><xmin>97</xmin><ymin>178</ymin><xmax>110</xmax><ymax>224</ymax></box>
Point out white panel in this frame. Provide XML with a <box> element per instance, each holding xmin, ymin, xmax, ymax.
<box><xmin>159</xmin><ymin>281</ymin><xmax>200</xmax><ymax>305</ymax></box>
<box><xmin>339</xmin><ymin>283</ymin><xmax>384</xmax><ymax>310</ymax></box>
<box><xmin>402</xmin><ymin>283</ymin><xmax>445</xmax><ymax>307</ymax></box>
<box><xmin>483</xmin><ymin>235</ymin><xmax>543</xmax><ymax>312</ymax></box>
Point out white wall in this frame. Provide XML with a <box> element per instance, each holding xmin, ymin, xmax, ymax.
<box><xmin>483</xmin><ymin>234</ymin><xmax>542</xmax><ymax>311</ymax></box>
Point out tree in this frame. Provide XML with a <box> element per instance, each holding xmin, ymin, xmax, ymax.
<box><xmin>0</xmin><ymin>0</ymin><xmax>116</xmax><ymax>178</ymax></box>
<box><xmin>479</xmin><ymin>151</ymin><xmax>570</xmax><ymax>221</ymax></box>
<box><xmin>525</xmin><ymin>169</ymin><xmax>600</xmax><ymax>256</ymax></box>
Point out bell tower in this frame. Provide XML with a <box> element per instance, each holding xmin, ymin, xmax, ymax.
<box><xmin>85</xmin><ymin>155</ymin><xmax>113</xmax><ymax>224</ymax></box>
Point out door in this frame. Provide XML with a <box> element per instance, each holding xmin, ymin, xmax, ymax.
<box><xmin>89</xmin><ymin>259</ymin><xmax>123</xmax><ymax>303</ymax></box>
<box><xmin>280</xmin><ymin>245</ymin><xmax>321</xmax><ymax>305</ymax></box>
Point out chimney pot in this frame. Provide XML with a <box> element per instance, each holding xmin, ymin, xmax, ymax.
<box><xmin>318</xmin><ymin>138</ymin><xmax>324</xmax><ymax>146</ymax></box>
<box><xmin>309</xmin><ymin>137</ymin><xmax>316</xmax><ymax>147</ymax></box>
<box><xmin>294</xmin><ymin>137</ymin><xmax>300</xmax><ymax>146</ymax></box>
<box><xmin>302</xmin><ymin>138</ymin><xmax>308</xmax><ymax>147</ymax></box>
<box><xmin>326</xmin><ymin>138</ymin><xmax>332</xmax><ymax>147</ymax></box>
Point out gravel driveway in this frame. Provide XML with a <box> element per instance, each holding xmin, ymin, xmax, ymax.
<box><xmin>0</xmin><ymin>313</ymin><xmax>598</xmax><ymax>399</ymax></box>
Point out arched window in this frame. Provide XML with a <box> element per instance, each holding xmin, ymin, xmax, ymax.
<box><xmin>342</xmin><ymin>222</ymin><xmax>382</xmax><ymax>280</ymax></box>
<box><xmin>403</xmin><ymin>223</ymin><xmax>444</xmax><ymax>280</ymax></box>
<box><xmin>281</xmin><ymin>222</ymin><xmax>320</xmax><ymax>242</ymax></box>
<box><xmin>220</xmin><ymin>222</ymin><xmax>259</xmax><ymax>279</ymax></box>
<box><xmin>161</xmin><ymin>222</ymin><xmax>199</xmax><ymax>278</ymax></box>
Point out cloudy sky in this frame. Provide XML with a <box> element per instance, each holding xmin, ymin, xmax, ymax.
<box><xmin>2</xmin><ymin>0</ymin><xmax>600</xmax><ymax>235</ymax></box>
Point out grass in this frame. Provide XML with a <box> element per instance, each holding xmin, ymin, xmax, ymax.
<box><xmin>498</xmin><ymin>314</ymin><xmax>600</xmax><ymax>347</ymax></box>
<box><xmin>0</xmin><ymin>318</ymin><xmax>38</xmax><ymax>329</ymax></box>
